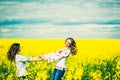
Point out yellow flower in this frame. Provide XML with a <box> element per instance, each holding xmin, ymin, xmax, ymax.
<box><xmin>89</xmin><ymin>70</ymin><xmax>102</xmax><ymax>80</ymax></box>
<box><xmin>6</xmin><ymin>74</ymin><xmax>13</xmax><ymax>80</ymax></box>
<box><xmin>116</xmin><ymin>59</ymin><xmax>120</xmax><ymax>70</ymax></box>
<box><xmin>73</xmin><ymin>68</ymin><xmax>83</xmax><ymax>79</ymax></box>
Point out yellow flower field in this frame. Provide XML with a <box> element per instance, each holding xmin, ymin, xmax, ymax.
<box><xmin>0</xmin><ymin>38</ymin><xmax>120</xmax><ymax>80</ymax></box>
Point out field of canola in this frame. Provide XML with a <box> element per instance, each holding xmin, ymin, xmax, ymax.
<box><xmin>0</xmin><ymin>38</ymin><xmax>120</xmax><ymax>80</ymax></box>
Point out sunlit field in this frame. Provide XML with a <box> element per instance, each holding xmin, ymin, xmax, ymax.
<box><xmin>0</xmin><ymin>38</ymin><xmax>120</xmax><ymax>80</ymax></box>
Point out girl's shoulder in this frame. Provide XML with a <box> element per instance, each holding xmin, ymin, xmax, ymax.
<box><xmin>15</xmin><ymin>54</ymin><xmax>21</xmax><ymax>62</ymax></box>
<box><xmin>15</xmin><ymin>54</ymin><xmax>23</xmax><ymax>58</ymax></box>
<box><xmin>66</xmin><ymin>49</ymin><xmax>70</xmax><ymax>53</ymax></box>
<box><xmin>61</xmin><ymin>48</ymin><xmax>70</xmax><ymax>53</ymax></box>
<box><xmin>15</xmin><ymin>54</ymin><xmax>19</xmax><ymax>57</ymax></box>
<box><xmin>63</xmin><ymin>48</ymin><xmax>70</xmax><ymax>52</ymax></box>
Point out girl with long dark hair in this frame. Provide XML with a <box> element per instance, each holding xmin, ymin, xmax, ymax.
<box><xmin>7</xmin><ymin>43</ymin><xmax>42</xmax><ymax>79</ymax></box>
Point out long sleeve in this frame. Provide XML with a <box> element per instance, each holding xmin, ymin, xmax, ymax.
<box><xmin>44</xmin><ymin>52</ymin><xmax>60</xmax><ymax>63</ymax></box>
<box><xmin>15</xmin><ymin>54</ymin><xmax>32</xmax><ymax>62</ymax></box>
<box><xmin>43</xmin><ymin>49</ymin><xmax>70</xmax><ymax>63</ymax></box>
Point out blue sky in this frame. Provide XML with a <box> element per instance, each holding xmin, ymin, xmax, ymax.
<box><xmin>0</xmin><ymin>0</ymin><xmax>120</xmax><ymax>38</ymax></box>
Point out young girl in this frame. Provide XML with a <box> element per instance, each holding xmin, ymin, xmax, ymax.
<box><xmin>39</xmin><ymin>37</ymin><xmax>78</xmax><ymax>80</ymax></box>
<box><xmin>7</xmin><ymin>43</ymin><xmax>42</xmax><ymax>79</ymax></box>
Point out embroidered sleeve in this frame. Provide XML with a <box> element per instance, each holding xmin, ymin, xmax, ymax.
<box><xmin>44</xmin><ymin>52</ymin><xmax>58</xmax><ymax>63</ymax></box>
<box><xmin>44</xmin><ymin>50</ymin><xmax>70</xmax><ymax>63</ymax></box>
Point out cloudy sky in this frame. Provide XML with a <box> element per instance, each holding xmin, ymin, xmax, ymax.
<box><xmin>0</xmin><ymin>0</ymin><xmax>120</xmax><ymax>38</ymax></box>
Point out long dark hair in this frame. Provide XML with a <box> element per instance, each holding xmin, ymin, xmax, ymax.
<box><xmin>7</xmin><ymin>43</ymin><xmax>20</xmax><ymax>61</ymax></box>
<box><xmin>65</xmin><ymin>37</ymin><xmax>78</xmax><ymax>55</ymax></box>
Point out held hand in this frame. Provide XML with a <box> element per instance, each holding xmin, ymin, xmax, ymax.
<box><xmin>31</xmin><ymin>56</ymin><xmax>44</xmax><ymax>61</ymax></box>
<box><xmin>38</xmin><ymin>56</ymin><xmax>44</xmax><ymax>60</ymax></box>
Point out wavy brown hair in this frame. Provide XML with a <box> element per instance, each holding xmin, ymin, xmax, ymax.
<box><xmin>65</xmin><ymin>37</ymin><xmax>78</xmax><ymax>55</ymax></box>
<box><xmin>7</xmin><ymin>43</ymin><xmax>20</xmax><ymax>61</ymax></box>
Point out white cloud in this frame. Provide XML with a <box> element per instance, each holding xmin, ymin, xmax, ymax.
<box><xmin>0</xmin><ymin>29</ymin><xmax>11</xmax><ymax>33</ymax></box>
<box><xmin>1</xmin><ymin>1</ymin><xmax>119</xmax><ymax>23</ymax></box>
<box><xmin>0</xmin><ymin>1</ymin><xmax>119</xmax><ymax>38</ymax></box>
